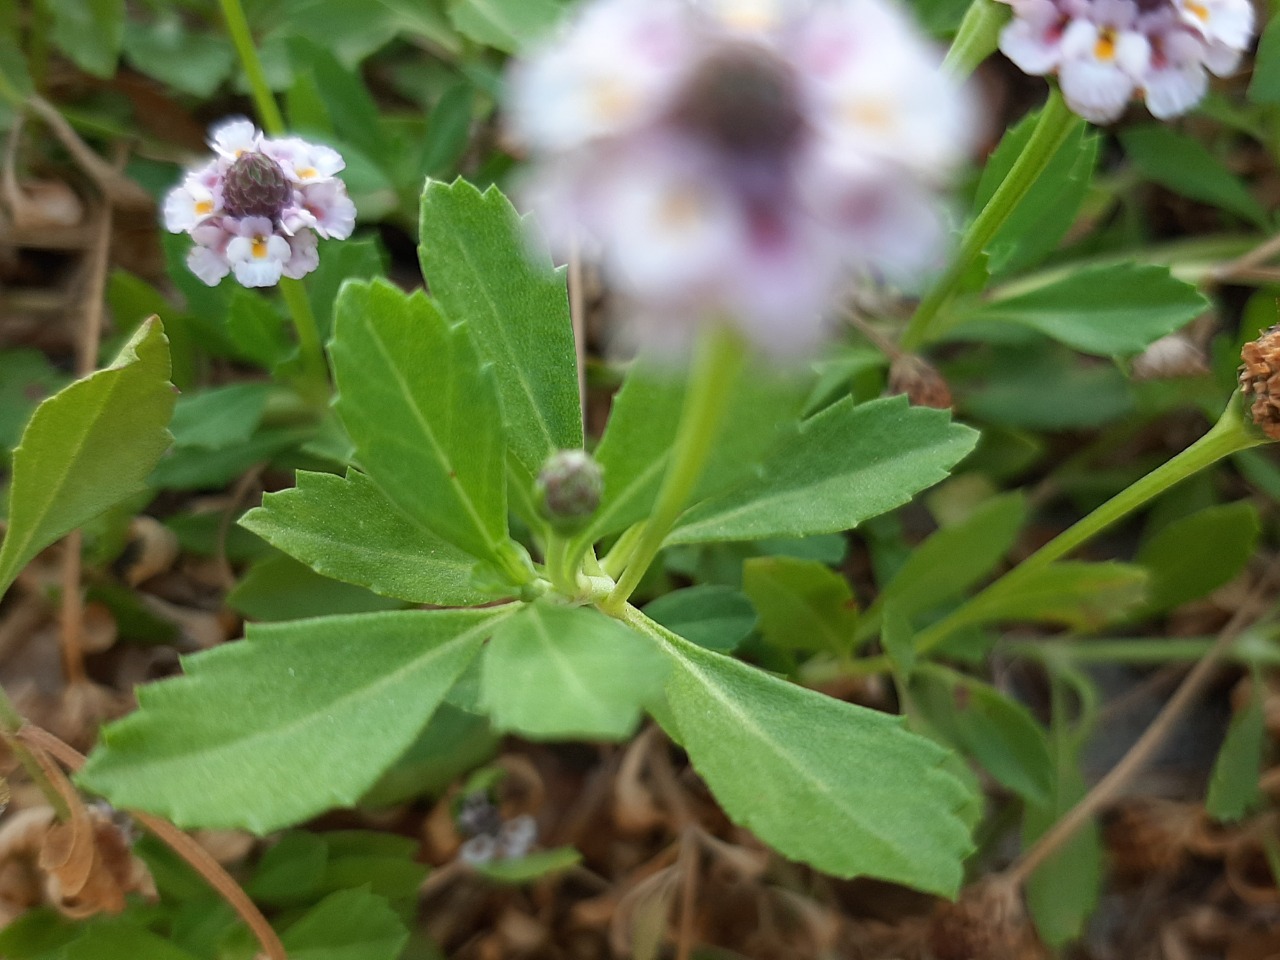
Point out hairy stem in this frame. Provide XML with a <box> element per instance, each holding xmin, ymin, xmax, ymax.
<box><xmin>943</xmin><ymin>0</ymin><xmax>1009</xmax><ymax>78</ymax></box>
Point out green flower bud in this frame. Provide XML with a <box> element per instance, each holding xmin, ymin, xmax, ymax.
<box><xmin>535</xmin><ymin>450</ymin><xmax>603</xmax><ymax>531</ymax></box>
<box><xmin>222</xmin><ymin>152</ymin><xmax>291</xmax><ymax>219</ymax></box>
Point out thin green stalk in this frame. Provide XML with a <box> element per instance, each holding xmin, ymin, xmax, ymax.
<box><xmin>278</xmin><ymin>278</ymin><xmax>330</xmax><ymax>404</ymax></box>
<box><xmin>943</xmin><ymin>0</ymin><xmax>1009</xmax><ymax>78</ymax></box>
<box><xmin>545</xmin><ymin>531</ymin><xmax>576</xmax><ymax>596</ymax></box>
<box><xmin>914</xmin><ymin>394</ymin><xmax>1265</xmax><ymax>657</ymax></box>
<box><xmin>217</xmin><ymin>0</ymin><xmax>285</xmax><ymax>136</ymax></box>
<box><xmin>900</xmin><ymin>87</ymin><xmax>1079</xmax><ymax>350</ymax></box>
<box><xmin>602</xmin><ymin>325</ymin><xmax>747</xmax><ymax>613</ymax></box>
<box><xmin>218</xmin><ymin>0</ymin><xmax>330</xmax><ymax>400</ymax></box>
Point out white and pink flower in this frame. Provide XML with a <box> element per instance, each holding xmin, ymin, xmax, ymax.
<box><xmin>998</xmin><ymin>0</ymin><xmax>1255</xmax><ymax>123</ymax></box>
<box><xmin>161</xmin><ymin>119</ymin><xmax>355</xmax><ymax>287</ymax></box>
<box><xmin>506</xmin><ymin>0</ymin><xmax>975</xmax><ymax>356</ymax></box>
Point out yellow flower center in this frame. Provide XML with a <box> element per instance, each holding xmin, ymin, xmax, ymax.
<box><xmin>1185</xmin><ymin>1</ymin><xmax>1210</xmax><ymax>20</ymax></box>
<box><xmin>297</xmin><ymin>166</ymin><xmax>318</xmax><ymax>180</ymax></box>
<box><xmin>1094</xmin><ymin>28</ymin><xmax>1117</xmax><ymax>61</ymax></box>
<box><xmin>845</xmin><ymin>98</ymin><xmax>895</xmax><ymax>132</ymax></box>
<box><xmin>195</xmin><ymin>199</ymin><xmax>214</xmax><ymax>215</ymax></box>
<box><xmin>251</xmin><ymin>237</ymin><xmax>269</xmax><ymax>259</ymax></box>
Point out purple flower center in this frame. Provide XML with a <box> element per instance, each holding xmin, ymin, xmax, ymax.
<box><xmin>223</xmin><ymin>152</ymin><xmax>292</xmax><ymax>220</ymax></box>
<box><xmin>669</xmin><ymin>43</ymin><xmax>805</xmax><ymax>162</ymax></box>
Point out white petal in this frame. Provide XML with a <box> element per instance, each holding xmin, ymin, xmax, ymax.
<box><xmin>187</xmin><ymin>245</ymin><xmax>230</xmax><ymax>285</ymax></box>
<box><xmin>282</xmin><ymin>230</ymin><xmax>321</xmax><ymax>280</ymax></box>
<box><xmin>1060</xmin><ymin>58</ymin><xmax>1135</xmax><ymax>122</ymax></box>
<box><xmin>209</xmin><ymin>118</ymin><xmax>258</xmax><ymax>159</ymax></box>
<box><xmin>1202</xmin><ymin>38</ymin><xmax>1243</xmax><ymax>76</ymax></box>
<box><xmin>999</xmin><ymin>19</ymin><xmax>1066</xmax><ymax>75</ymax></box>
<box><xmin>1143</xmin><ymin>61</ymin><xmax>1207</xmax><ymax>117</ymax></box>
<box><xmin>232</xmin><ymin>258</ymin><xmax>285</xmax><ymax>287</ymax></box>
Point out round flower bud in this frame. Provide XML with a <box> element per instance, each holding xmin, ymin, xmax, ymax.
<box><xmin>536</xmin><ymin>450</ymin><xmax>604</xmax><ymax>530</ymax></box>
<box><xmin>222</xmin><ymin>152</ymin><xmax>292</xmax><ymax>219</ymax></box>
<box><xmin>1239</xmin><ymin>325</ymin><xmax>1280</xmax><ymax>441</ymax></box>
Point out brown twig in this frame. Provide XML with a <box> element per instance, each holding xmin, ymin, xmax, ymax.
<box><xmin>23</xmin><ymin>95</ymin><xmax>152</xmax><ymax>211</ymax></box>
<box><xmin>59</xmin><ymin>177</ymin><xmax>117</xmax><ymax>688</ymax></box>
<box><xmin>17</xmin><ymin>726</ymin><xmax>288</xmax><ymax>960</ymax></box>
<box><xmin>1214</xmin><ymin>232</ymin><xmax>1280</xmax><ymax>284</ymax></box>
<box><xmin>1005</xmin><ymin>558</ymin><xmax>1280</xmax><ymax>888</ymax></box>
<box><xmin>675</xmin><ymin>828</ymin><xmax>700</xmax><ymax>960</ymax></box>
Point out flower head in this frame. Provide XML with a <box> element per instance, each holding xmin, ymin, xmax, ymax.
<box><xmin>506</xmin><ymin>0</ymin><xmax>975</xmax><ymax>356</ymax></box>
<box><xmin>998</xmin><ymin>0</ymin><xmax>1255</xmax><ymax>122</ymax></box>
<box><xmin>161</xmin><ymin>119</ymin><xmax>355</xmax><ymax>287</ymax></box>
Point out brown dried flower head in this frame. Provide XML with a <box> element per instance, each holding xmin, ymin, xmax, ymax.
<box><xmin>888</xmin><ymin>354</ymin><xmax>953</xmax><ymax>410</ymax></box>
<box><xmin>1239</xmin><ymin>324</ymin><xmax>1280</xmax><ymax>440</ymax></box>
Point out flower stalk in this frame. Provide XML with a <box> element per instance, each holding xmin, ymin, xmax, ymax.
<box><xmin>602</xmin><ymin>323</ymin><xmax>747</xmax><ymax>613</ymax></box>
<box><xmin>944</xmin><ymin>0</ymin><xmax>1010</xmax><ymax>77</ymax></box>
<box><xmin>913</xmin><ymin>392</ymin><xmax>1265</xmax><ymax>657</ymax></box>
<box><xmin>900</xmin><ymin>86</ymin><xmax>1079</xmax><ymax>351</ymax></box>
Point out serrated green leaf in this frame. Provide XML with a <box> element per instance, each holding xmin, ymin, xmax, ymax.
<box><xmin>869</xmin><ymin>492</ymin><xmax>1025</xmax><ymax>628</ymax></box>
<box><xmin>1121</xmin><ymin>126</ymin><xmax>1269</xmax><ymax>226</ymax></box>
<box><xmin>0</xmin><ymin>320</ymin><xmax>174</xmax><ymax>597</ymax></box>
<box><xmin>954</xmin><ymin>264</ymin><xmax>1208</xmax><ymax>357</ymax></box>
<box><xmin>669</xmin><ymin>396</ymin><xmax>977</xmax><ymax>544</ymax></box>
<box><xmin>241</xmin><ymin>470</ymin><xmax>490</xmax><ymax>606</ymax></box>
<box><xmin>642</xmin><ymin>618</ymin><xmax>972</xmax><ymax>895</ymax></box>
<box><xmin>480</xmin><ymin>603</ymin><xmax>666</xmax><ymax>740</ymax></box>
<box><xmin>331</xmin><ymin>278</ymin><xmax>508</xmax><ymax>563</ymax></box>
<box><xmin>418</xmin><ymin>179</ymin><xmax>582</xmax><ymax>479</ymax></box>
<box><xmin>248</xmin><ymin>832</ymin><xmax>329</xmax><ymax>904</ymax></box>
<box><xmin>150</xmin><ymin>425</ymin><xmax>314</xmax><ymax>491</ymax></box>
<box><xmin>973</xmin><ymin>110</ymin><xmax>1098</xmax><ymax>275</ymax></box>
<box><xmin>1206</xmin><ymin>678</ymin><xmax>1266</xmax><ymax>822</ymax></box>
<box><xmin>474</xmin><ymin>847</ymin><xmax>582</xmax><ymax>883</ymax></box>
<box><xmin>446</xmin><ymin>0</ymin><xmax>566</xmax><ymax>52</ymax></box>
<box><xmin>169</xmin><ymin>383</ymin><xmax>271</xmax><ymax>450</ymax></box>
<box><xmin>576</xmin><ymin>365</ymin><xmax>805</xmax><ymax>547</ymax></box>
<box><xmin>1137</xmin><ymin>502</ymin><xmax>1258</xmax><ymax>614</ymax></box>
<box><xmin>281</xmin><ymin>888</ymin><xmax>409</xmax><ymax>960</ymax></box>
<box><xmin>79</xmin><ymin>608</ymin><xmax>507</xmax><ymax>832</ymax></box>
<box><xmin>910</xmin><ymin>664</ymin><xmax>1053</xmax><ymax>804</ymax></box>
<box><xmin>48</xmin><ymin>0</ymin><xmax>123</xmax><ymax>76</ymax></box>
<box><xmin>742</xmin><ymin>556</ymin><xmax>858</xmax><ymax>656</ymax></box>
<box><xmin>957</xmin><ymin>561</ymin><xmax>1148</xmax><ymax>631</ymax></box>
<box><xmin>643</xmin><ymin>585</ymin><xmax>757</xmax><ymax>653</ymax></box>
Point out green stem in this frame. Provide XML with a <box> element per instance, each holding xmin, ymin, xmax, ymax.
<box><xmin>900</xmin><ymin>87</ymin><xmax>1079</xmax><ymax>351</ymax></box>
<box><xmin>914</xmin><ymin>394</ymin><xmax>1265</xmax><ymax>657</ymax></box>
<box><xmin>599</xmin><ymin>523</ymin><xmax>645</xmax><ymax>579</ymax></box>
<box><xmin>545</xmin><ymin>531</ymin><xmax>576</xmax><ymax>596</ymax></box>
<box><xmin>217</xmin><ymin>0</ymin><xmax>285</xmax><ymax>137</ymax></box>
<box><xmin>943</xmin><ymin>0</ymin><xmax>1010</xmax><ymax>78</ymax></box>
<box><xmin>278</xmin><ymin>278</ymin><xmax>330</xmax><ymax>404</ymax></box>
<box><xmin>602</xmin><ymin>325</ymin><xmax>747</xmax><ymax>613</ymax></box>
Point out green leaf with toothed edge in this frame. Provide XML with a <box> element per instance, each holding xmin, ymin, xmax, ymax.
<box><xmin>330</xmin><ymin>278</ymin><xmax>508</xmax><ymax>565</ymax></box>
<box><xmin>418</xmin><ymin>179</ymin><xmax>582</xmax><ymax>483</ymax></box>
<box><xmin>669</xmin><ymin>395</ymin><xmax>978</xmax><ymax>544</ymax></box>
<box><xmin>640</xmin><ymin>618</ymin><xmax>973</xmax><ymax>895</ymax></box>
<box><xmin>240</xmin><ymin>469</ymin><xmax>491</xmax><ymax>606</ymax></box>
<box><xmin>0</xmin><ymin>319</ymin><xmax>174</xmax><ymax>598</ymax></box>
<box><xmin>479</xmin><ymin>603</ymin><xmax>667</xmax><ymax>741</ymax></box>
<box><xmin>78</xmin><ymin>608</ymin><xmax>510</xmax><ymax>833</ymax></box>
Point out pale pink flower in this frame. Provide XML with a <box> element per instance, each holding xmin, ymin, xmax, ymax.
<box><xmin>161</xmin><ymin>119</ymin><xmax>355</xmax><ymax>287</ymax></box>
<box><xmin>998</xmin><ymin>0</ymin><xmax>1255</xmax><ymax>122</ymax></box>
<box><xmin>506</xmin><ymin>0</ymin><xmax>974</xmax><ymax>356</ymax></box>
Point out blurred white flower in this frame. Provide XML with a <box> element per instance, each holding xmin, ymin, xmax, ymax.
<box><xmin>506</xmin><ymin>0</ymin><xmax>974</xmax><ymax>356</ymax></box>
<box><xmin>162</xmin><ymin>119</ymin><xmax>355</xmax><ymax>287</ymax></box>
<box><xmin>998</xmin><ymin>0</ymin><xmax>1255</xmax><ymax>123</ymax></box>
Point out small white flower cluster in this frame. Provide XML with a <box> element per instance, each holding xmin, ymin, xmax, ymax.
<box><xmin>162</xmin><ymin>119</ymin><xmax>356</xmax><ymax>288</ymax></box>
<box><xmin>999</xmin><ymin>0</ymin><xmax>1254</xmax><ymax>123</ymax></box>
<box><xmin>506</xmin><ymin>0</ymin><xmax>974</xmax><ymax>355</ymax></box>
